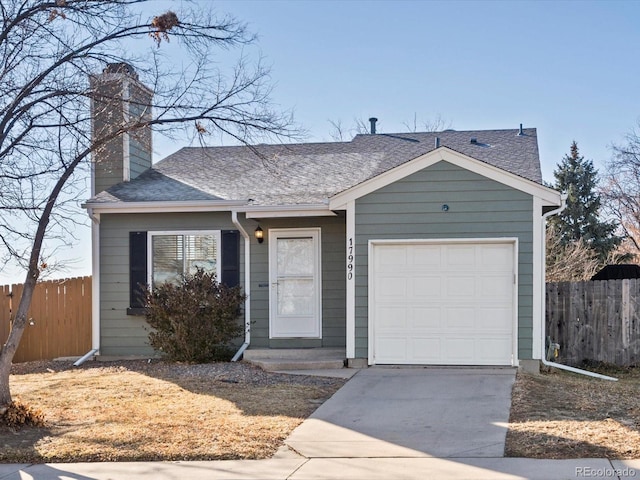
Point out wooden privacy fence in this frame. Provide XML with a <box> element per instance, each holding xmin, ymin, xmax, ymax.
<box><xmin>546</xmin><ymin>279</ymin><xmax>640</xmax><ymax>366</ymax></box>
<box><xmin>0</xmin><ymin>276</ymin><xmax>91</xmax><ymax>363</ymax></box>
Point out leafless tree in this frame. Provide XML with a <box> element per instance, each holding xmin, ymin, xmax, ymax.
<box><xmin>601</xmin><ymin>122</ymin><xmax>640</xmax><ymax>257</ymax></box>
<box><xmin>352</xmin><ymin>117</ymin><xmax>371</xmax><ymax>135</ymax></box>
<box><xmin>402</xmin><ymin>113</ymin><xmax>452</xmax><ymax>133</ymax></box>
<box><xmin>0</xmin><ymin>0</ymin><xmax>299</xmax><ymax>413</ymax></box>
<box><xmin>327</xmin><ymin>117</ymin><xmax>372</xmax><ymax>141</ymax></box>
<box><xmin>545</xmin><ymin>224</ymin><xmax>602</xmax><ymax>282</ymax></box>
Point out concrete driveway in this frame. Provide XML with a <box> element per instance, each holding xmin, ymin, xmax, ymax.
<box><xmin>285</xmin><ymin>367</ymin><xmax>516</xmax><ymax>459</ymax></box>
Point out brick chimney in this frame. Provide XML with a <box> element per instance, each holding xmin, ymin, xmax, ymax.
<box><xmin>90</xmin><ymin>63</ymin><xmax>153</xmax><ymax>195</ymax></box>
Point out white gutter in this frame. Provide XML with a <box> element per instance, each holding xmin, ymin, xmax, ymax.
<box><xmin>244</xmin><ymin>204</ymin><xmax>336</xmax><ymax>218</ymax></box>
<box><xmin>231</xmin><ymin>210</ymin><xmax>251</xmax><ymax>362</ymax></box>
<box><xmin>75</xmin><ymin>208</ymin><xmax>101</xmax><ymax>367</ymax></box>
<box><xmin>81</xmin><ymin>199</ymin><xmax>247</xmax><ymax>214</ymax></box>
<box><xmin>541</xmin><ymin>195</ymin><xmax>617</xmax><ymax>381</ymax></box>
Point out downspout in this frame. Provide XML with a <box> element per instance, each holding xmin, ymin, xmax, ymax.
<box><xmin>231</xmin><ymin>210</ymin><xmax>251</xmax><ymax>362</ymax></box>
<box><xmin>74</xmin><ymin>208</ymin><xmax>100</xmax><ymax>367</ymax></box>
<box><xmin>541</xmin><ymin>195</ymin><xmax>617</xmax><ymax>381</ymax></box>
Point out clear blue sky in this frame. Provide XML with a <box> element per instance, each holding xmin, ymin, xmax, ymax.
<box><xmin>2</xmin><ymin>0</ymin><xmax>639</xmax><ymax>283</ymax></box>
<box><xmin>210</xmin><ymin>0</ymin><xmax>639</xmax><ymax>178</ymax></box>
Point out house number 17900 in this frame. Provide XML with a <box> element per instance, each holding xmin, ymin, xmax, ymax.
<box><xmin>347</xmin><ymin>237</ymin><xmax>354</xmax><ymax>280</ymax></box>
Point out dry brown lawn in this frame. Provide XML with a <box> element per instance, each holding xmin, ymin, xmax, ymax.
<box><xmin>1</xmin><ymin>360</ymin><xmax>344</xmax><ymax>463</ymax></box>
<box><xmin>4</xmin><ymin>360</ymin><xmax>640</xmax><ymax>463</ymax></box>
<box><xmin>506</xmin><ymin>366</ymin><xmax>640</xmax><ymax>459</ymax></box>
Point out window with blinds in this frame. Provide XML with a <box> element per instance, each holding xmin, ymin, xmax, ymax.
<box><xmin>150</xmin><ymin>232</ymin><xmax>219</xmax><ymax>288</ymax></box>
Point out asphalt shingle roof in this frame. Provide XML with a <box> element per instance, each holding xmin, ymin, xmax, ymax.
<box><xmin>88</xmin><ymin>128</ymin><xmax>542</xmax><ymax>206</ymax></box>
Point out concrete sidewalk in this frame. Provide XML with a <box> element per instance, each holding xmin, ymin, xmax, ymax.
<box><xmin>0</xmin><ymin>458</ymin><xmax>638</xmax><ymax>480</ymax></box>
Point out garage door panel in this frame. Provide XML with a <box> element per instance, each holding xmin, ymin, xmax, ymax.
<box><xmin>443</xmin><ymin>337</ymin><xmax>476</xmax><ymax>363</ymax></box>
<box><xmin>478</xmin><ymin>307</ymin><xmax>513</xmax><ymax>331</ymax></box>
<box><xmin>411</xmin><ymin>307</ymin><xmax>441</xmax><ymax>329</ymax></box>
<box><xmin>376</xmin><ymin>246</ymin><xmax>407</xmax><ymax>270</ymax></box>
<box><xmin>475</xmin><ymin>336</ymin><xmax>513</xmax><ymax>364</ymax></box>
<box><xmin>411</xmin><ymin>337</ymin><xmax>442</xmax><ymax>362</ymax></box>
<box><xmin>376</xmin><ymin>337</ymin><xmax>409</xmax><ymax>363</ymax></box>
<box><xmin>480</xmin><ymin>244</ymin><xmax>514</xmax><ymax>271</ymax></box>
<box><xmin>444</xmin><ymin>307</ymin><xmax>476</xmax><ymax>330</ymax></box>
<box><xmin>410</xmin><ymin>245</ymin><xmax>442</xmax><ymax>267</ymax></box>
<box><xmin>376</xmin><ymin>306</ymin><xmax>408</xmax><ymax>329</ymax></box>
<box><xmin>445</xmin><ymin>245</ymin><xmax>476</xmax><ymax>269</ymax></box>
<box><xmin>446</xmin><ymin>276</ymin><xmax>476</xmax><ymax>297</ymax></box>
<box><xmin>372</xmin><ymin>241</ymin><xmax>515</xmax><ymax>366</ymax></box>
<box><xmin>411</xmin><ymin>276</ymin><xmax>442</xmax><ymax>297</ymax></box>
<box><xmin>376</xmin><ymin>275</ymin><xmax>408</xmax><ymax>299</ymax></box>
<box><xmin>480</xmin><ymin>275</ymin><xmax>513</xmax><ymax>299</ymax></box>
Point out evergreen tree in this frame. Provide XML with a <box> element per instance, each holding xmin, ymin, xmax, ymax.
<box><xmin>549</xmin><ymin>141</ymin><xmax>620</xmax><ymax>260</ymax></box>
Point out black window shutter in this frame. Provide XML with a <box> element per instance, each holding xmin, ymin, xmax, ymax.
<box><xmin>129</xmin><ymin>231</ymin><xmax>148</xmax><ymax>308</ymax></box>
<box><xmin>221</xmin><ymin>230</ymin><xmax>240</xmax><ymax>287</ymax></box>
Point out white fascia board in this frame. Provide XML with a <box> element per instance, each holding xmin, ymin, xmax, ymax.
<box><xmin>532</xmin><ymin>196</ymin><xmax>544</xmax><ymax>360</ymax></box>
<box><xmin>82</xmin><ymin>200</ymin><xmax>247</xmax><ymax>214</ymax></box>
<box><xmin>244</xmin><ymin>205</ymin><xmax>337</xmax><ymax>218</ymax></box>
<box><xmin>329</xmin><ymin>147</ymin><xmax>562</xmax><ymax>209</ymax></box>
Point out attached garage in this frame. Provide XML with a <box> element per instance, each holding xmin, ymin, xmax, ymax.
<box><xmin>369</xmin><ymin>239</ymin><xmax>517</xmax><ymax>366</ymax></box>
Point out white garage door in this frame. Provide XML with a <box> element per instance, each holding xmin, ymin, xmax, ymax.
<box><xmin>370</xmin><ymin>241</ymin><xmax>515</xmax><ymax>365</ymax></box>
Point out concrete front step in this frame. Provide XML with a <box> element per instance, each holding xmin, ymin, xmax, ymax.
<box><xmin>243</xmin><ymin>348</ymin><xmax>346</xmax><ymax>372</ymax></box>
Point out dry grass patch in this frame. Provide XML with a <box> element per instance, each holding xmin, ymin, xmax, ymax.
<box><xmin>506</xmin><ymin>366</ymin><xmax>640</xmax><ymax>459</ymax></box>
<box><xmin>1</xmin><ymin>360</ymin><xmax>344</xmax><ymax>463</ymax></box>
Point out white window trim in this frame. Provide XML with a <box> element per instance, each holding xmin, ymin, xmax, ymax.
<box><xmin>147</xmin><ymin>230</ymin><xmax>222</xmax><ymax>287</ymax></box>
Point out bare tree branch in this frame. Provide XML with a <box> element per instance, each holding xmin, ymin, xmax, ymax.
<box><xmin>601</xmin><ymin>121</ymin><xmax>640</xmax><ymax>258</ymax></box>
<box><xmin>546</xmin><ymin>224</ymin><xmax>602</xmax><ymax>282</ymax></box>
<box><xmin>0</xmin><ymin>0</ymin><xmax>301</xmax><ymax>413</ymax></box>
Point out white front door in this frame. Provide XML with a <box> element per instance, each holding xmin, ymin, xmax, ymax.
<box><xmin>269</xmin><ymin>228</ymin><xmax>322</xmax><ymax>338</ymax></box>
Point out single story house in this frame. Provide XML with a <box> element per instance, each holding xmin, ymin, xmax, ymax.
<box><xmin>83</xmin><ymin>65</ymin><xmax>563</xmax><ymax>370</ymax></box>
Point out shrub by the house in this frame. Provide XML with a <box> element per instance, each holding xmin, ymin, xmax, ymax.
<box><xmin>145</xmin><ymin>269</ymin><xmax>245</xmax><ymax>362</ymax></box>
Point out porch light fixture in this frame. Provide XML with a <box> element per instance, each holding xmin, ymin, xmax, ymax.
<box><xmin>254</xmin><ymin>226</ymin><xmax>264</xmax><ymax>243</ymax></box>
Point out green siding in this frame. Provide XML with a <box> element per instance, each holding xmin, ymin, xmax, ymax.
<box><xmin>354</xmin><ymin>160</ymin><xmax>535</xmax><ymax>361</ymax></box>
<box><xmin>100</xmin><ymin>212</ymin><xmax>345</xmax><ymax>355</ymax></box>
<box><xmin>248</xmin><ymin>215</ymin><xmax>346</xmax><ymax>348</ymax></box>
<box><xmin>99</xmin><ymin>212</ymin><xmax>243</xmax><ymax>356</ymax></box>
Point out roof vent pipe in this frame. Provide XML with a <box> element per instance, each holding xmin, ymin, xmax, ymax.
<box><xmin>518</xmin><ymin>123</ymin><xmax>524</xmax><ymax>136</ymax></box>
<box><xmin>435</xmin><ymin>137</ymin><xmax>440</xmax><ymax>148</ymax></box>
<box><xmin>470</xmin><ymin>137</ymin><xmax>477</xmax><ymax>144</ymax></box>
<box><xmin>369</xmin><ymin>117</ymin><xmax>378</xmax><ymax>135</ymax></box>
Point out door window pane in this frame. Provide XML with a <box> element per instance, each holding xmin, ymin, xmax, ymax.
<box><xmin>277</xmin><ymin>279</ymin><xmax>314</xmax><ymax>315</ymax></box>
<box><xmin>277</xmin><ymin>238</ymin><xmax>313</xmax><ymax>275</ymax></box>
